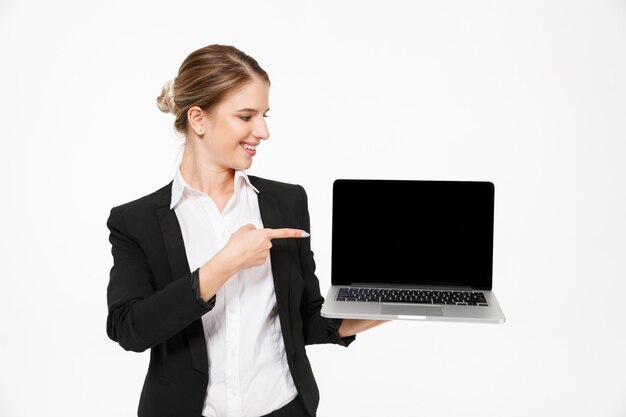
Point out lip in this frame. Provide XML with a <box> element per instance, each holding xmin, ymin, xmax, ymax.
<box><xmin>240</xmin><ymin>141</ymin><xmax>260</xmax><ymax>146</ymax></box>
<box><xmin>240</xmin><ymin>142</ymin><xmax>258</xmax><ymax>156</ymax></box>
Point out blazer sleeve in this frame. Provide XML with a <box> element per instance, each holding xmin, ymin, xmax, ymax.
<box><xmin>106</xmin><ymin>206</ymin><xmax>215</xmax><ymax>353</ymax></box>
<box><xmin>297</xmin><ymin>185</ymin><xmax>356</xmax><ymax>347</ymax></box>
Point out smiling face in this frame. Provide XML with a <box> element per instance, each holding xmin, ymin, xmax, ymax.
<box><xmin>192</xmin><ymin>77</ymin><xmax>270</xmax><ymax>172</ymax></box>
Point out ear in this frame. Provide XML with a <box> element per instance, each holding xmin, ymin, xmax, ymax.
<box><xmin>187</xmin><ymin>106</ymin><xmax>207</xmax><ymax>136</ymax></box>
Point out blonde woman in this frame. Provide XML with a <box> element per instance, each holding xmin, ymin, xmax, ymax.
<box><xmin>106</xmin><ymin>44</ymin><xmax>386</xmax><ymax>417</ymax></box>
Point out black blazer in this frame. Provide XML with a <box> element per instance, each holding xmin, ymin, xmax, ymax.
<box><xmin>106</xmin><ymin>175</ymin><xmax>355</xmax><ymax>417</ymax></box>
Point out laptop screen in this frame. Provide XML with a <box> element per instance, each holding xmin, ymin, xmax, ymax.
<box><xmin>331</xmin><ymin>179</ymin><xmax>494</xmax><ymax>290</ymax></box>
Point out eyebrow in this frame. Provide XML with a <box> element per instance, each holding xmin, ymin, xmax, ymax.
<box><xmin>236</xmin><ymin>107</ymin><xmax>270</xmax><ymax>113</ymax></box>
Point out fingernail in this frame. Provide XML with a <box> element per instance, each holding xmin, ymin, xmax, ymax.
<box><xmin>300</xmin><ymin>231</ymin><xmax>310</xmax><ymax>238</ymax></box>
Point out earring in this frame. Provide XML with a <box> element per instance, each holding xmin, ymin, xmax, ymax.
<box><xmin>198</xmin><ymin>129</ymin><xmax>204</xmax><ymax>134</ymax></box>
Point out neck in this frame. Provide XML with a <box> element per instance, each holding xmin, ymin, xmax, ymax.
<box><xmin>179</xmin><ymin>144</ymin><xmax>235</xmax><ymax>197</ymax></box>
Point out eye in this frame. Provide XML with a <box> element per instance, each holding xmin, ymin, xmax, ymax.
<box><xmin>240</xmin><ymin>114</ymin><xmax>269</xmax><ymax>121</ymax></box>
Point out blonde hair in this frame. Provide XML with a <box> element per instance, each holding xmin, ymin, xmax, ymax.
<box><xmin>157</xmin><ymin>44</ymin><xmax>270</xmax><ymax>135</ymax></box>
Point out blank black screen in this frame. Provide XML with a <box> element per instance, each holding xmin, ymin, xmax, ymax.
<box><xmin>331</xmin><ymin>179</ymin><xmax>494</xmax><ymax>290</ymax></box>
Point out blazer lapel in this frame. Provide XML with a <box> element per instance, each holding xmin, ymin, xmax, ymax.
<box><xmin>155</xmin><ymin>194</ymin><xmax>209</xmax><ymax>376</ymax></box>
<box><xmin>255</xmin><ymin>190</ymin><xmax>295</xmax><ymax>357</ymax></box>
<box><xmin>156</xmin><ymin>205</ymin><xmax>191</xmax><ymax>281</ymax></box>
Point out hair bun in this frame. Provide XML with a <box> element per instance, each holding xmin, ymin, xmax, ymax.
<box><xmin>156</xmin><ymin>79</ymin><xmax>177</xmax><ymax>114</ymax></box>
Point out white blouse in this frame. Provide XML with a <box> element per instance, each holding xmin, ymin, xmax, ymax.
<box><xmin>170</xmin><ymin>164</ymin><xmax>298</xmax><ymax>417</ymax></box>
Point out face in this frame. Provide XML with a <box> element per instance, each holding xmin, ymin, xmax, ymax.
<box><xmin>191</xmin><ymin>77</ymin><xmax>270</xmax><ymax>172</ymax></box>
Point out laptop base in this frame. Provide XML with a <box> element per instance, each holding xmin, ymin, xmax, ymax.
<box><xmin>321</xmin><ymin>286</ymin><xmax>505</xmax><ymax>324</ymax></box>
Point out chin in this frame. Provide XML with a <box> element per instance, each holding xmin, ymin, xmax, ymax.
<box><xmin>237</xmin><ymin>159</ymin><xmax>253</xmax><ymax>171</ymax></box>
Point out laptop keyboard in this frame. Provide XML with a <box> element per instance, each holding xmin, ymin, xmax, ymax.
<box><xmin>337</xmin><ymin>287</ymin><xmax>489</xmax><ymax>306</ymax></box>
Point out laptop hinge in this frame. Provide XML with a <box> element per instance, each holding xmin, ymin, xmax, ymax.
<box><xmin>349</xmin><ymin>283</ymin><xmax>474</xmax><ymax>291</ymax></box>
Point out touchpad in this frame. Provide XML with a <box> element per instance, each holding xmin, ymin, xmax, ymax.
<box><xmin>381</xmin><ymin>304</ymin><xmax>443</xmax><ymax>317</ymax></box>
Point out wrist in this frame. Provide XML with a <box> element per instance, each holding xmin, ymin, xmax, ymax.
<box><xmin>214</xmin><ymin>246</ymin><xmax>240</xmax><ymax>276</ymax></box>
<box><xmin>338</xmin><ymin>319</ymin><xmax>350</xmax><ymax>338</ymax></box>
<box><xmin>198</xmin><ymin>251</ymin><xmax>237</xmax><ymax>301</ymax></box>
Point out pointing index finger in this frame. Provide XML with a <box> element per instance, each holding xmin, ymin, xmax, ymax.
<box><xmin>264</xmin><ymin>228</ymin><xmax>310</xmax><ymax>240</ymax></box>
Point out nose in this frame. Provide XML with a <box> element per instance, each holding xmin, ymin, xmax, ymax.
<box><xmin>253</xmin><ymin>117</ymin><xmax>270</xmax><ymax>141</ymax></box>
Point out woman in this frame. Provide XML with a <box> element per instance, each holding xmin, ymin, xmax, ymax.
<box><xmin>106</xmin><ymin>44</ymin><xmax>387</xmax><ymax>417</ymax></box>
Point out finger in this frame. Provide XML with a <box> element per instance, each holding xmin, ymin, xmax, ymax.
<box><xmin>264</xmin><ymin>228</ymin><xmax>310</xmax><ymax>239</ymax></box>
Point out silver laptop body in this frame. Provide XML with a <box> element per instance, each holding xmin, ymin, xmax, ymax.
<box><xmin>320</xmin><ymin>179</ymin><xmax>505</xmax><ymax>323</ymax></box>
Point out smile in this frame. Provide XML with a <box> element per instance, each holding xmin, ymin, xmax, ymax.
<box><xmin>241</xmin><ymin>143</ymin><xmax>257</xmax><ymax>150</ymax></box>
<box><xmin>240</xmin><ymin>142</ymin><xmax>258</xmax><ymax>156</ymax></box>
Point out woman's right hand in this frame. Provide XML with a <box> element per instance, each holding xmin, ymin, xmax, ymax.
<box><xmin>219</xmin><ymin>223</ymin><xmax>309</xmax><ymax>272</ymax></box>
<box><xmin>198</xmin><ymin>224</ymin><xmax>309</xmax><ymax>302</ymax></box>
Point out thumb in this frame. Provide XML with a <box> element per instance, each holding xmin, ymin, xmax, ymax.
<box><xmin>236</xmin><ymin>223</ymin><xmax>256</xmax><ymax>233</ymax></box>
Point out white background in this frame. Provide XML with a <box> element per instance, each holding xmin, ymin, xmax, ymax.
<box><xmin>1</xmin><ymin>0</ymin><xmax>625</xmax><ymax>416</ymax></box>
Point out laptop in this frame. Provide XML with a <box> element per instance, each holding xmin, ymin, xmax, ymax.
<box><xmin>320</xmin><ymin>179</ymin><xmax>505</xmax><ymax>323</ymax></box>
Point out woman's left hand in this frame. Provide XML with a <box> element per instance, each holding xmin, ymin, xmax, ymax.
<box><xmin>338</xmin><ymin>319</ymin><xmax>391</xmax><ymax>338</ymax></box>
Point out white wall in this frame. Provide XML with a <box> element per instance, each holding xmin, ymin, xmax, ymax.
<box><xmin>1</xmin><ymin>0</ymin><xmax>625</xmax><ymax>416</ymax></box>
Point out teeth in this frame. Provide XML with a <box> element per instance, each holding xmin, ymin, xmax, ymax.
<box><xmin>242</xmin><ymin>143</ymin><xmax>257</xmax><ymax>150</ymax></box>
